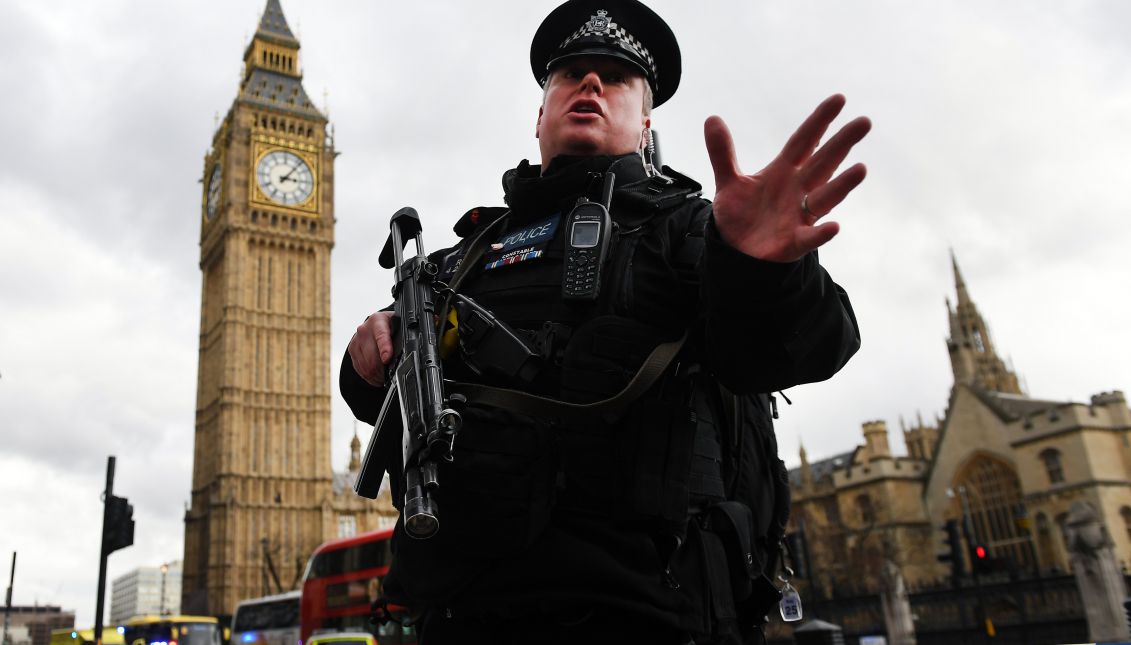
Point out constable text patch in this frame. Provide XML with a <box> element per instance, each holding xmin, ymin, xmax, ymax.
<box><xmin>482</xmin><ymin>213</ymin><xmax>559</xmax><ymax>270</ymax></box>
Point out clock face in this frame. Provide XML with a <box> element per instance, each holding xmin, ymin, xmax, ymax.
<box><xmin>256</xmin><ymin>149</ymin><xmax>315</xmax><ymax>206</ymax></box>
<box><xmin>206</xmin><ymin>164</ymin><xmax>222</xmax><ymax>220</ymax></box>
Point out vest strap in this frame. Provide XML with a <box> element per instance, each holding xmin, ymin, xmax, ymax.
<box><xmin>437</xmin><ymin>211</ymin><xmax>512</xmax><ymax>341</ymax></box>
<box><xmin>447</xmin><ymin>331</ymin><xmax>687</xmax><ymax>425</ymax></box>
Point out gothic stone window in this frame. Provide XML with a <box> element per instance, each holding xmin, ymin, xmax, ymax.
<box><xmin>855</xmin><ymin>494</ymin><xmax>874</xmax><ymax>525</ymax></box>
<box><xmin>338</xmin><ymin>515</ymin><xmax>357</xmax><ymax>538</ymax></box>
<box><xmin>953</xmin><ymin>455</ymin><xmax>1034</xmax><ymax>568</ymax></box>
<box><xmin>1039</xmin><ymin>448</ymin><xmax>1065</xmax><ymax>484</ymax></box>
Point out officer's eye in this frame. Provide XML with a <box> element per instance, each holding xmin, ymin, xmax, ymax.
<box><xmin>562</xmin><ymin>67</ymin><xmax>585</xmax><ymax>80</ymax></box>
<box><xmin>602</xmin><ymin>71</ymin><xmax>627</xmax><ymax>84</ymax></box>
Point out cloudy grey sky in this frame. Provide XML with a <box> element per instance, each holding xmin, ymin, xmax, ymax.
<box><xmin>2</xmin><ymin>0</ymin><xmax>1130</xmax><ymax>627</ymax></box>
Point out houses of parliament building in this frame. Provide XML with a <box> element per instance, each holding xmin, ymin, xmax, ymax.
<box><xmin>789</xmin><ymin>255</ymin><xmax>1131</xmax><ymax>597</ymax></box>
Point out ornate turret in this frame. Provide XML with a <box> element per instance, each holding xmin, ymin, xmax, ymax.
<box><xmin>799</xmin><ymin>442</ymin><xmax>814</xmax><ymax>489</ymax></box>
<box><xmin>862</xmin><ymin>420</ymin><xmax>892</xmax><ymax>460</ymax></box>
<box><xmin>349</xmin><ymin>427</ymin><xmax>362</xmax><ymax>473</ymax></box>
<box><xmin>902</xmin><ymin>411</ymin><xmax>939</xmax><ymax>462</ymax></box>
<box><xmin>945</xmin><ymin>252</ymin><xmax>1022</xmax><ymax>394</ymax></box>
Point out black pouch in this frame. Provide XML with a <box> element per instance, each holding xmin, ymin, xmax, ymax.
<box><xmin>704</xmin><ymin>502</ymin><xmax>782</xmax><ymax>629</ymax></box>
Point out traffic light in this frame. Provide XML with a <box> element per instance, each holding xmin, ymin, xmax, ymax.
<box><xmin>970</xmin><ymin>542</ymin><xmax>992</xmax><ymax>574</ymax></box>
<box><xmin>937</xmin><ymin>519</ymin><xmax>966</xmax><ymax>582</ymax></box>
<box><xmin>103</xmin><ymin>494</ymin><xmax>135</xmax><ymax>553</ymax></box>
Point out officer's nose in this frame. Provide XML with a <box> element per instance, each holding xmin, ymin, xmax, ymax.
<box><xmin>579</xmin><ymin>70</ymin><xmax>603</xmax><ymax>94</ymax></box>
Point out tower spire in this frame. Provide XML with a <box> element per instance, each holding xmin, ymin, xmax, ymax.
<box><xmin>349</xmin><ymin>422</ymin><xmax>362</xmax><ymax>473</ymax></box>
<box><xmin>951</xmin><ymin>248</ymin><xmax>972</xmax><ymax>310</ymax></box>
<box><xmin>945</xmin><ymin>252</ymin><xmax>1022</xmax><ymax>394</ymax></box>
<box><xmin>237</xmin><ymin>0</ymin><xmax>323</xmax><ymax>119</ymax></box>
<box><xmin>256</xmin><ymin>0</ymin><xmax>299</xmax><ymax>46</ymax></box>
<box><xmin>799</xmin><ymin>440</ymin><xmax>813</xmax><ymax>489</ymax></box>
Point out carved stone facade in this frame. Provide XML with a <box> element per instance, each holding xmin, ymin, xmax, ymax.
<box><xmin>182</xmin><ymin>1</ymin><xmax>396</xmax><ymax>618</ymax></box>
<box><xmin>791</xmin><ymin>253</ymin><xmax>1131</xmax><ymax>597</ymax></box>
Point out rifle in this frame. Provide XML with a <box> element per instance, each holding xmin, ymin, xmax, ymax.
<box><xmin>353</xmin><ymin>206</ymin><xmax>463</xmax><ymax>539</ymax></box>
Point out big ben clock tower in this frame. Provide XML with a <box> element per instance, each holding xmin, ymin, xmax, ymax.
<box><xmin>183</xmin><ymin>0</ymin><xmax>339</xmax><ymax>615</ymax></box>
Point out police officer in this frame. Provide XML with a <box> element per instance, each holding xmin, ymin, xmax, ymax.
<box><xmin>342</xmin><ymin>1</ymin><xmax>869</xmax><ymax>643</ymax></box>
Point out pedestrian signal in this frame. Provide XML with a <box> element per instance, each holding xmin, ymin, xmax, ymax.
<box><xmin>937</xmin><ymin>519</ymin><xmax>965</xmax><ymax>582</ymax></box>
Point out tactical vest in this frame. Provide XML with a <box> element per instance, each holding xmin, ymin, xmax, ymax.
<box><xmin>384</xmin><ymin>160</ymin><xmax>789</xmax><ymax>638</ymax></box>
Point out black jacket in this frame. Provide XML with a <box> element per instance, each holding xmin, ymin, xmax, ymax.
<box><xmin>339</xmin><ymin>154</ymin><xmax>859</xmax><ymax>635</ymax></box>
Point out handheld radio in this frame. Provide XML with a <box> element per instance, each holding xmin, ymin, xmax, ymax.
<box><xmin>562</xmin><ymin>172</ymin><xmax>615</xmax><ymax>301</ymax></box>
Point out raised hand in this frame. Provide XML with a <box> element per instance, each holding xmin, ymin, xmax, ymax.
<box><xmin>706</xmin><ymin>94</ymin><xmax>871</xmax><ymax>263</ymax></box>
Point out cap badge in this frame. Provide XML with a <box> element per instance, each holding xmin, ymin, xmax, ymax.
<box><xmin>586</xmin><ymin>10</ymin><xmax>611</xmax><ymax>33</ymax></box>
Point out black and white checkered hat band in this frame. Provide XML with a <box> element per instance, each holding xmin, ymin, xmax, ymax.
<box><xmin>559</xmin><ymin>20</ymin><xmax>657</xmax><ymax>81</ymax></box>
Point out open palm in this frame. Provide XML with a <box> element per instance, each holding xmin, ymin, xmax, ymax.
<box><xmin>707</xmin><ymin>94</ymin><xmax>871</xmax><ymax>263</ymax></box>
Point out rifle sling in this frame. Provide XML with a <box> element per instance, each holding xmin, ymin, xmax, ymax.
<box><xmin>437</xmin><ymin>211</ymin><xmax>511</xmax><ymax>341</ymax></box>
<box><xmin>447</xmin><ymin>331</ymin><xmax>687</xmax><ymax>425</ymax></box>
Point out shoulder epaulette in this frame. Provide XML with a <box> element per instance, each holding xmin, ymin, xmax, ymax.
<box><xmin>453</xmin><ymin>206</ymin><xmax>509</xmax><ymax>238</ymax></box>
<box><xmin>615</xmin><ymin>166</ymin><xmax>704</xmax><ymax>214</ymax></box>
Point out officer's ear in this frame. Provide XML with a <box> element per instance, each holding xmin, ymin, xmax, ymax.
<box><xmin>536</xmin><ymin>105</ymin><xmax>544</xmax><ymax>139</ymax></box>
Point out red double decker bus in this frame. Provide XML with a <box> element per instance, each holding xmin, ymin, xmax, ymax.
<box><xmin>299</xmin><ymin>527</ymin><xmax>415</xmax><ymax>645</ymax></box>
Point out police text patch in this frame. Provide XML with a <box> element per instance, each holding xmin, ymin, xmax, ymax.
<box><xmin>483</xmin><ymin>214</ymin><xmax>559</xmax><ymax>270</ymax></box>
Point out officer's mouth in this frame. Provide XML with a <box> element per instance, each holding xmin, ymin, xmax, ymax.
<box><xmin>567</xmin><ymin>99</ymin><xmax>603</xmax><ymax>119</ymax></box>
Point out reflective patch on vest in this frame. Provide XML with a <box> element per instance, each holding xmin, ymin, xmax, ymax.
<box><xmin>438</xmin><ymin>248</ymin><xmax>466</xmax><ymax>281</ymax></box>
<box><xmin>483</xmin><ymin>213</ymin><xmax>560</xmax><ymax>271</ymax></box>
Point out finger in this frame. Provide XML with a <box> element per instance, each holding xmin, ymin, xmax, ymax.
<box><xmin>801</xmin><ymin>116</ymin><xmax>871</xmax><ymax>189</ymax></box>
<box><xmin>806</xmin><ymin>163</ymin><xmax>867</xmax><ymax>217</ymax></box>
<box><xmin>779</xmin><ymin>94</ymin><xmax>846</xmax><ymax>166</ymax></box>
<box><xmin>353</xmin><ymin>316</ymin><xmax>389</xmax><ymax>385</ymax></box>
<box><xmin>704</xmin><ymin>115</ymin><xmax>742</xmax><ymax>191</ymax></box>
<box><xmin>794</xmin><ymin>220</ymin><xmax>841</xmax><ymax>254</ymax></box>
<box><xmin>372</xmin><ymin>312</ymin><xmax>395</xmax><ymax>364</ymax></box>
<box><xmin>349</xmin><ymin>333</ymin><xmax>383</xmax><ymax>387</ymax></box>
<box><xmin>360</xmin><ymin>340</ymin><xmax>383</xmax><ymax>386</ymax></box>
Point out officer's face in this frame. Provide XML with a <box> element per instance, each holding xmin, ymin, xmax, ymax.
<box><xmin>536</xmin><ymin>57</ymin><xmax>651</xmax><ymax>168</ymax></box>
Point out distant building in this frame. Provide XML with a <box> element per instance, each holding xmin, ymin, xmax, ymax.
<box><xmin>109</xmin><ymin>561</ymin><xmax>181</xmax><ymax>624</ymax></box>
<box><xmin>3</xmin><ymin>606</ymin><xmax>74</xmax><ymax>645</ymax></box>
<box><xmin>790</xmin><ymin>254</ymin><xmax>1131</xmax><ymax>595</ymax></box>
<box><xmin>2</xmin><ymin>625</ymin><xmax>31</xmax><ymax>645</ymax></box>
<box><xmin>181</xmin><ymin>0</ymin><xmax>396</xmax><ymax>619</ymax></box>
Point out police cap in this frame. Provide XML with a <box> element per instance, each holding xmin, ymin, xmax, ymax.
<box><xmin>530</xmin><ymin>0</ymin><xmax>681</xmax><ymax>108</ymax></box>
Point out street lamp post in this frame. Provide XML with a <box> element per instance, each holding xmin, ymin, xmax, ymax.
<box><xmin>159</xmin><ymin>564</ymin><xmax>168</xmax><ymax>616</ymax></box>
<box><xmin>3</xmin><ymin>552</ymin><xmax>15</xmax><ymax>645</ymax></box>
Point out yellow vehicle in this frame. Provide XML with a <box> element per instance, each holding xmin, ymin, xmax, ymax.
<box><xmin>305</xmin><ymin>632</ymin><xmax>378</xmax><ymax>645</ymax></box>
<box><xmin>50</xmin><ymin>627</ymin><xmax>125</xmax><ymax>645</ymax></box>
<box><xmin>122</xmin><ymin>616</ymin><xmax>222</xmax><ymax>645</ymax></box>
